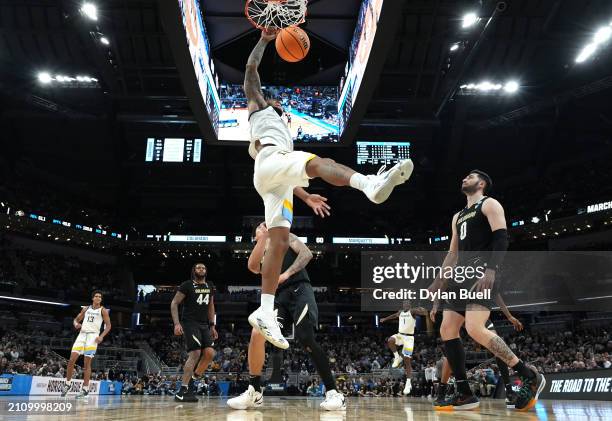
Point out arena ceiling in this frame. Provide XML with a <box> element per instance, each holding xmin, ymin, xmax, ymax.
<box><xmin>1</xmin><ymin>0</ymin><xmax>612</xmax><ymax>233</ymax></box>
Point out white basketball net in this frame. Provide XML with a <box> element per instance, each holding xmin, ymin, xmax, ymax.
<box><xmin>245</xmin><ymin>0</ymin><xmax>308</xmax><ymax>30</ymax></box>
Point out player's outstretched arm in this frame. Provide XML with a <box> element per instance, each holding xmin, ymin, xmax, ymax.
<box><xmin>380</xmin><ymin>311</ymin><xmax>400</xmax><ymax>323</ymax></box>
<box><xmin>294</xmin><ymin>187</ymin><xmax>331</xmax><ymax>218</ymax></box>
<box><xmin>244</xmin><ymin>30</ymin><xmax>276</xmax><ymax>114</ymax></box>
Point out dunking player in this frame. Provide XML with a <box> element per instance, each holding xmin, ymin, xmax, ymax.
<box><xmin>61</xmin><ymin>291</ymin><xmax>111</xmax><ymax>399</ymax></box>
<box><xmin>380</xmin><ymin>300</ymin><xmax>427</xmax><ymax>395</ymax></box>
<box><xmin>431</xmin><ymin>292</ymin><xmax>524</xmax><ymax>407</ymax></box>
<box><xmin>427</xmin><ymin>170</ymin><xmax>545</xmax><ymax>411</ymax></box>
<box><xmin>171</xmin><ymin>263</ymin><xmax>217</xmax><ymax>402</ymax></box>
<box><xmin>227</xmin><ymin>223</ymin><xmax>345</xmax><ymax>411</ymax></box>
<box><xmin>245</xmin><ymin>30</ymin><xmax>414</xmax><ymax>350</ymax></box>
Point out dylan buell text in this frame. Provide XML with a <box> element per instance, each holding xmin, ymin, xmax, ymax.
<box><xmin>372</xmin><ymin>288</ymin><xmax>491</xmax><ymax>301</ymax></box>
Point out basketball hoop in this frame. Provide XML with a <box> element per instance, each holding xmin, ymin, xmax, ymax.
<box><xmin>245</xmin><ymin>0</ymin><xmax>307</xmax><ymax>30</ymax></box>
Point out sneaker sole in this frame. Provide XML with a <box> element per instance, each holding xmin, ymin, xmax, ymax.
<box><xmin>433</xmin><ymin>405</ymin><xmax>453</xmax><ymax>411</ymax></box>
<box><xmin>516</xmin><ymin>373</ymin><xmax>546</xmax><ymax>412</ymax></box>
<box><xmin>371</xmin><ymin>159</ymin><xmax>414</xmax><ymax>204</ymax></box>
<box><xmin>227</xmin><ymin>399</ymin><xmax>263</xmax><ymax>410</ymax></box>
<box><xmin>248</xmin><ymin>313</ymin><xmax>289</xmax><ymax>350</ymax></box>
<box><xmin>455</xmin><ymin>402</ymin><xmax>480</xmax><ymax>411</ymax></box>
<box><xmin>320</xmin><ymin>405</ymin><xmax>347</xmax><ymax>411</ymax></box>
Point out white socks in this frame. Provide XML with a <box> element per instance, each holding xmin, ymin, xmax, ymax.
<box><xmin>261</xmin><ymin>294</ymin><xmax>275</xmax><ymax>312</ymax></box>
<box><xmin>394</xmin><ymin>352</ymin><xmax>401</xmax><ymax>359</ymax></box>
<box><xmin>349</xmin><ymin>173</ymin><xmax>368</xmax><ymax>191</ymax></box>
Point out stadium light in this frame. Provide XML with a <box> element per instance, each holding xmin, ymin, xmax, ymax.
<box><xmin>81</xmin><ymin>2</ymin><xmax>98</xmax><ymax>21</ymax></box>
<box><xmin>594</xmin><ymin>26</ymin><xmax>612</xmax><ymax>44</ymax></box>
<box><xmin>450</xmin><ymin>43</ymin><xmax>460</xmax><ymax>52</ymax></box>
<box><xmin>462</xmin><ymin>12</ymin><xmax>479</xmax><ymax>28</ymax></box>
<box><xmin>100</xmin><ymin>36</ymin><xmax>110</xmax><ymax>45</ymax></box>
<box><xmin>576</xmin><ymin>43</ymin><xmax>598</xmax><ymax>63</ymax></box>
<box><xmin>576</xmin><ymin>23</ymin><xmax>612</xmax><ymax>63</ymax></box>
<box><xmin>38</xmin><ymin>72</ymin><xmax>52</xmax><ymax>84</ymax></box>
<box><xmin>460</xmin><ymin>80</ymin><xmax>520</xmax><ymax>94</ymax></box>
<box><xmin>504</xmin><ymin>80</ymin><xmax>519</xmax><ymax>93</ymax></box>
<box><xmin>0</xmin><ymin>296</ymin><xmax>69</xmax><ymax>307</ymax></box>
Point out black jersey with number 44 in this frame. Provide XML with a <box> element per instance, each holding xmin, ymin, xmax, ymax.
<box><xmin>178</xmin><ymin>280</ymin><xmax>214</xmax><ymax>323</ymax></box>
<box><xmin>455</xmin><ymin>196</ymin><xmax>493</xmax><ymax>264</ymax></box>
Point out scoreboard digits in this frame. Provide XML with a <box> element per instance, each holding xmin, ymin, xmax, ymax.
<box><xmin>357</xmin><ymin>141</ymin><xmax>411</xmax><ymax>165</ymax></box>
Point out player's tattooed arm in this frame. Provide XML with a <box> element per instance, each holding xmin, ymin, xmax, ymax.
<box><xmin>244</xmin><ymin>31</ymin><xmax>276</xmax><ymax>113</ymax></box>
<box><xmin>170</xmin><ymin>291</ymin><xmax>186</xmax><ymax>326</ymax></box>
<box><xmin>280</xmin><ymin>234</ymin><xmax>313</xmax><ymax>279</ymax></box>
<box><xmin>487</xmin><ymin>335</ymin><xmax>517</xmax><ymax>365</ymax></box>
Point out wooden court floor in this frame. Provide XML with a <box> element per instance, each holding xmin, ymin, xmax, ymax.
<box><xmin>2</xmin><ymin>395</ymin><xmax>612</xmax><ymax>420</ymax></box>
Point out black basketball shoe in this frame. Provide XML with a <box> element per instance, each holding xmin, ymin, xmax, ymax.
<box><xmin>175</xmin><ymin>386</ymin><xmax>198</xmax><ymax>402</ymax></box>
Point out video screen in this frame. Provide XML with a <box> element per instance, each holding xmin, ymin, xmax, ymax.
<box><xmin>145</xmin><ymin>138</ymin><xmax>202</xmax><ymax>163</ymax></box>
<box><xmin>218</xmin><ymin>84</ymin><xmax>339</xmax><ymax>143</ymax></box>
<box><xmin>178</xmin><ymin>0</ymin><xmax>221</xmax><ymax>134</ymax></box>
<box><xmin>338</xmin><ymin>0</ymin><xmax>385</xmax><ymax>134</ymax></box>
<box><xmin>356</xmin><ymin>141</ymin><xmax>410</xmax><ymax>165</ymax></box>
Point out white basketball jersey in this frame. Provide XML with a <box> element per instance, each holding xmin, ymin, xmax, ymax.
<box><xmin>81</xmin><ymin>306</ymin><xmax>104</xmax><ymax>333</ymax></box>
<box><xmin>248</xmin><ymin>106</ymin><xmax>293</xmax><ymax>159</ymax></box>
<box><xmin>398</xmin><ymin>311</ymin><xmax>416</xmax><ymax>335</ymax></box>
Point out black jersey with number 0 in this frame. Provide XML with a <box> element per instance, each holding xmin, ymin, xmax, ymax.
<box><xmin>455</xmin><ymin>196</ymin><xmax>493</xmax><ymax>264</ymax></box>
<box><xmin>178</xmin><ymin>280</ymin><xmax>214</xmax><ymax>323</ymax></box>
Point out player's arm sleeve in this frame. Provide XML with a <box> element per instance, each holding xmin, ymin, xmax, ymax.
<box><xmin>482</xmin><ymin>199</ymin><xmax>509</xmax><ymax>270</ymax></box>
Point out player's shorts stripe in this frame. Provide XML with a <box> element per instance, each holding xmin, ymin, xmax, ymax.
<box><xmin>296</xmin><ymin>304</ymin><xmax>309</xmax><ymax>326</ymax></box>
<box><xmin>282</xmin><ymin>200</ymin><xmax>293</xmax><ymax>223</ymax></box>
<box><xmin>192</xmin><ymin>334</ymin><xmax>202</xmax><ymax>346</ymax></box>
<box><xmin>83</xmin><ymin>346</ymin><xmax>97</xmax><ymax>351</ymax></box>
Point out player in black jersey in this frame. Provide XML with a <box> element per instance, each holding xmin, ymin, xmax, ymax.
<box><xmin>227</xmin><ymin>223</ymin><xmax>345</xmax><ymax>411</ymax></box>
<box><xmin>428</xmin><ymin>170</ymin><xmax>545</xmax><ymax>411</ymax></box>
<box><xmin>171</xmin><ymin>263</ymin><xmax>217</xmax><ymax>402</ymax></box>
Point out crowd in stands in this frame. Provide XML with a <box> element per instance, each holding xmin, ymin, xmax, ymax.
<box><xmin>0</xmin><ymin>245</ymin><xmax>126</xmax><ymax>303</ymax></box>
<box><xmin>0</xmin><ymin>328</ymin><xmax>75</xmax><ymax>378</ymax></box>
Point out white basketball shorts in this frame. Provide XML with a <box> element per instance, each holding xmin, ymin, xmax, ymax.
<box><xmin>253</xmin><ymin>146</ymin><xmax>317</xmax><ymax>229</ymax></box>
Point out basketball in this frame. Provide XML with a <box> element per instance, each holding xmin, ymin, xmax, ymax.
<box><xmin>275</xmin><ymin>26</ymin><xmax>310</xmax><ymax>62</ymax></box>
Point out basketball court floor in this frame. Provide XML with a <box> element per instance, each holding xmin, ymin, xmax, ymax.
<box><xmin>3</xmin><ymin>396</ymin><xmax>612</xmax><ymax>420</ymax></box>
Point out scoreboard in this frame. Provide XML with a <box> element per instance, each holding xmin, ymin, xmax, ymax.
<box><xmin>357</xmin><ymin>141</ymin><xmax>410</xmax><ymax>165</ymax></box>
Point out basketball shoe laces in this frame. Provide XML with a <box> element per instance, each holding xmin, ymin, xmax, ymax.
<box><xmin>364</xmin><ymin>164</ymin><xmax>390</xmax><ymax>183</ymax></box>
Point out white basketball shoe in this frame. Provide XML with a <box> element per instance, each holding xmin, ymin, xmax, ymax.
<box><xmin>227</xmin><ymin>385</ymin><xmax>264</xmax><ymax>410</ymax></box>
<box><xmin>363</xmin><ymin>159</ymin><xmax>414</xmax><ymax>204</ymax></box>
<box><xmin>248</xmin><ymin>307</ymin><xmax>289</xmax><ymax>350</ymax></box>
<box><xmin>320</xmin><ymin>389</ymin><xmax>346</xmax><ymax>411</ymax></box>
